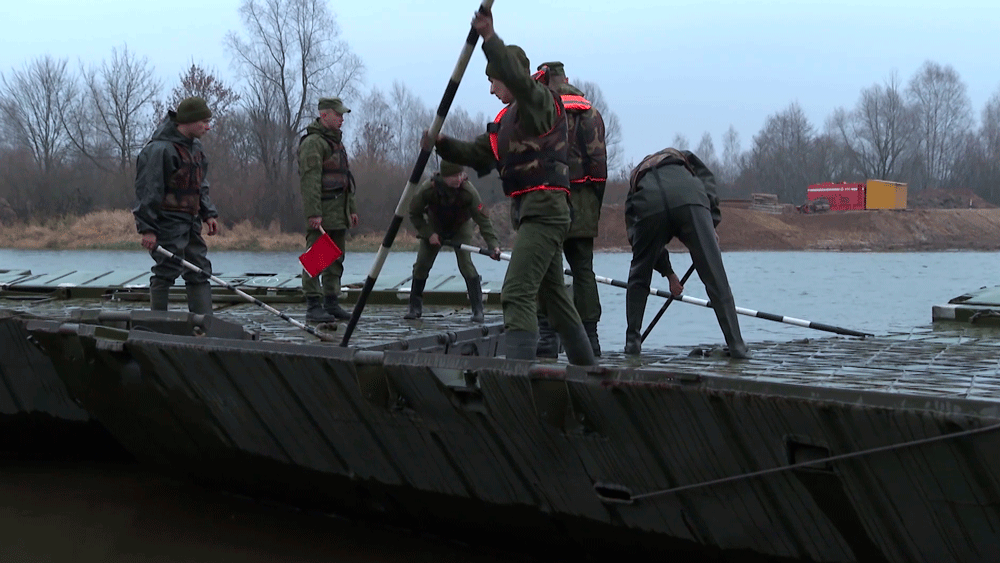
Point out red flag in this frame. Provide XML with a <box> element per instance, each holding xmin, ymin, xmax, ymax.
<box><xmin>299</xmin><ymin>233</ymin><xmax>343</xmax><ymax>278</ymax></box>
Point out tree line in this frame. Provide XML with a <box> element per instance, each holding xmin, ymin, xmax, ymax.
<box><xmin>2</xmin><ymin>0</ymin><xmax>999</xmax><ymax>235</ymax></box>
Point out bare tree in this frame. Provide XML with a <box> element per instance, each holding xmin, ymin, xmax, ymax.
<box><xmin>0</xmin><ymin>55</ymin><xmax>77</xmax><ymax>175</ymax></box>
<box><xmin>829</xmin><ymin>73</ymin><xmax>917</xmax><ymax>181</ymax></box>
<box><xmin>672</xmin><ymin>133</ymin><xmax>690</xmax><ymax>150</ymax></box>
<box><xmin>88</xmin><ymin>44</ymin><xmax>160</xmax><ymax>172</ymax></box>
<box><xmin>737</xmin><ymin>102</ymin><xmax>818</xmax><ymax>202</ymax></box>
<box><xmin>718</xmin><ymin>125</ymin><xmax>742</xmax><ymax>187</ymax></box>
<box><xmin>225</xmin><ymin>0</ymin><xmax>364</xmax><ymax>188</ymax></box>
<box><xmin>906</xmin><ymin>61</ymin><xmax>973</xmax><ymax>189</ymax></box>
<box><xmin>158</xmin><ymin>63</ymin><xmax>241</xmax><ymax>119</ymax></box>
<box><xmin>695</xmin><ymin>132</ymin><xmax>721</xmax><ymax>173</ymax></box>
<box><xmin>574</xmin><ymin>79</ymin><xmax>623</xmax><ymax>173</ymax></box>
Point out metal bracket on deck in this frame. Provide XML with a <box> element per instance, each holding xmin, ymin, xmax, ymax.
<box><xmin>593</xmin><ymin>482</ymin><xmax>635</xmax><ymax>505</ymax></box>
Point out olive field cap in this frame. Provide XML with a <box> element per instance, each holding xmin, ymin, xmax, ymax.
<box><xmin>318</xmin><ymin>97</ymin><xmax>351</xmax><ymax>113</ymax></box>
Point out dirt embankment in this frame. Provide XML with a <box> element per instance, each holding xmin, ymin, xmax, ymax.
<box><xmin>3</xmin><ymin>206</ymin><xmax>1000</xmax><ymax>252</ymax></box>
<box><xmin>594</xmin><ymin>205</ymin><xmax>1000</xmax><ymax>252</ymax></box>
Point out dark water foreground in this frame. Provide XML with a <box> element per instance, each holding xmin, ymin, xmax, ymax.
<box><xmin>0</xmin><ymin>460</ymin><xmax>555</xmax><ymax>563</ymax></box>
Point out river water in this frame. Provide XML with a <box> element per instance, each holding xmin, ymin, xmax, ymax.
<box><xmin>1</xmin><ymin>248</ymin><xmax>997</xmax><ymax>561</ymax></box>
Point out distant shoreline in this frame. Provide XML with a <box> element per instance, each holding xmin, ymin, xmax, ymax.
<box><xmin>3</xmin><ymin>207</ymin><xmax>1000</xmax><ymax>253</ymax></box>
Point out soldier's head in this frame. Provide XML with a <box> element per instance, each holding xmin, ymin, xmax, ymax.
<box><xmin>486</xmin><ymin>45</ymin><xmax>529</xmax><ymax>105</ymax></box>
<box><xmin>534</xmin><ymin>61</ymin><xmax>567</xmax><ymax>86</ymax></box>
<box><xmin>173</xmin><ymin>97</ymin><xmax>212</xmax><ymax>139</ymax></box>
<box><xmin>439</xmin><ymin>160</ymin><xmax>467</xmax><ymax>187</ymax></box>
<box><xmin>318</xmin><ymin>97</ymin><xmax>350</xmax><ymax>130</ymax></box>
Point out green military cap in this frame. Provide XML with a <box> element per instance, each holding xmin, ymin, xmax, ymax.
<box><xmin>174</xmin><ymin>96</ymin><xmax>212</xmax><ymax>124</ymax></box>
<box><xmin>537</xmin><ymin>61</ymin><xmax>565</xmax><ymax>78</ymax></box>
<box><xmin>486</xmin><ymin>45</ymin><xmax>529</xmax><ymax>80</ymax></box>
<box><xmin>318</xmin><ymin>97</ymin><xmax>351</xmax><ymax>113</ymax></box>
<box><xmin>439</xmin><ymin>160</ymin><xmax>464</xmax><ymax>177</ymax></box>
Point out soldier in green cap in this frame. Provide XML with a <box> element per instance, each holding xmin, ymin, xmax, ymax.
<box><xmin>532</xmin><ymin>61</ymin><xmax>608</xmax><ymax>358</ymax></box>
<box><xmin>423</xmin><ymin>8</ymin><xmax>596</xmax><ymax>365</ymax></box>
<box><xmin>133</xmin><ymin>96</ymin><xmax>220</xmax><ymax>315</ymax></box>
<box><xmin>298</xmin><ymin>96</ymin><xmax>359</xmax><ymax>322</ymax></box>
<box><xmin>404</xmin><ymin>159</ymin><xmax>501</xmax><ymax>322</ymax></box>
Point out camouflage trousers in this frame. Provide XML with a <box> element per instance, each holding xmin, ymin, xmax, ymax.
<box><xmin>502</xmin><ymin>219</ymin><xmax>582</xmax><ymax>334</ymax></box>
<box><xmin>563</xmin><ymin>236</ymin><xmax>601</xmax><ymax>324</ymax></box>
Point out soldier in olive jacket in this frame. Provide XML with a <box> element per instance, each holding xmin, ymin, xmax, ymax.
<box><xmin>405</xmin><ymin>160</ymin><xmax>501</xmax><ymax>323</ymax></box>
<box><xmin>532</xmin><ymin>61</ymin><xmax>607</xmax><ymax>357</ymax></box>
<box><xmin>298</xmin><ymin>97</ymin><xmax>359</xmax><ymax>322</ymax></box>
<box><xmin>426</xmin><ymin>8</ymin><xmax>595</xmax><ymax>365</ymax></box>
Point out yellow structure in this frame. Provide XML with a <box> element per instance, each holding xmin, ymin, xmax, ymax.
<box><xmin>865</xmin><ymin>179</ymin><xmax>907</xmax><ymax>209</ymax></box>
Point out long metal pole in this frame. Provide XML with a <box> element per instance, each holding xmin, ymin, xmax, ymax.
<box><xmin>154</xmin><ymin>246</ymin><xmax>337</xmax><ymax>343</ymax></box>
<box><xmin>640</xmin><ymin>263</ymin><xmax>695</xmax><ymax>343</ymax></box>
<box><xmin>452</xmin><ymin>243</ymin><xmax>873</xmax><ymax>338</ymax></box>
<box><xmin>340</xmin><ymin>0</ymin><xmax>494</xmax><ymax>347</ymax></box>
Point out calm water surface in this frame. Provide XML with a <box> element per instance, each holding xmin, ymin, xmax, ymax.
<box><xmin>2</xmin><ymin>248</ymin><xmax>997</xmax><ymax>350</ymax></box>
<box><xmin>1</xmin><ymin>248</ymin><xmax>997</xmax><ymax>561</ymax></box>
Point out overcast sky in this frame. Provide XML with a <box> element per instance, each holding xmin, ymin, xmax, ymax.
<box><xmin>5</xmin><ymin>0</ymin><xmax>1000</xmax><ymax>168</ymax></box>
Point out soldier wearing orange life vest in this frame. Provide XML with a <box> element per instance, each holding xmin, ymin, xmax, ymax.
<box><xmin>532</xmin><ymin>62</ymin><xmax>607</xmax><ymax>358</ymax></box>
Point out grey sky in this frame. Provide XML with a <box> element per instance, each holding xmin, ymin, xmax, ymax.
<box><xmin>6</xmin><ymin>0</ymin><xmax>1000</xmax><ymax>169</ymax></box>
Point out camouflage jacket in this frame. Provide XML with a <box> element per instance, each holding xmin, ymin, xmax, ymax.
<box><xmin>408</xmin><ymin>176</ymin><xmax>500</xmax><ymax>249</ymax></box>
<box><xmin>299</xmin><ymin>119</ymin><xmax>357</xmax><ymax>227</ymax></box>
<box><xmin>436</xmin><ymin>35</ymin><xmax>571</xmax><ymax>229</ymax></box>
<box><xmin>553</xmin><ymin>81</ymin><xmax>607</xmax><ymax>238</ymax></box>
<box><xmin>132</xmin><ymin>114</ymin><xmax>218</xmax><ymax>235</ymax></box>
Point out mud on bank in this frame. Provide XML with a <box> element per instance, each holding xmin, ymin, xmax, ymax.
<box><xmin>2</xmin><ymin>207</ymin><xmax>1000</xmax><ymax>252</ymax></box>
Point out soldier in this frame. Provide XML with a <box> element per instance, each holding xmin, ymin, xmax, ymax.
<box><xmin>532</xmin><ymin>62</ymin><xmax>607</xmax><ymax>357</ymax></box>
<box><xmin>298</xmin><ymin>97</ymin><xmax>359</xmax><ymax>322</ymax></box>
<box><xmin>624</xmin><ymin>147</ymin><xmax>750</xmax><ymax>359</ymax></box>
<box><xmin>133</xmin><ymin>96</ymin><xmax>219</xmax><ymax>315</ymax></box>
<box><xmin>425</xmin><ymin>8</ymin><xmax>596</xmax><ymax>365</ymax></box>
<box><xmin>404</xmin><ymin>159</ymin><xmax>501</xmax><ymax>322</ymax></box>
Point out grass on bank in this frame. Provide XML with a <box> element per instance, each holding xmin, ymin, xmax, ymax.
<box><xmin>0</xmin><ymin>209</ymin><xmax>421</xmax><ymax>252</ymax></box>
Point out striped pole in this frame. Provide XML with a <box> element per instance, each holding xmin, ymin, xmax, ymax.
<box><xmin>640</xmin><ymin>263</ymin><xmax>695</xmax><ymax>343</ymax></box>
<box><xmin>154</xmin><ymin>246</ymin><xmax>337</xmax><ymax>343</ymax></box>
<box><xmin>340</xmin><ymin>0</ymin><xmax>494</xmax><ymax>347</ymax></box>
<box><xmin>452</xmin><ymin>243</ymin><xmax>874</xmax><ymax>338</ymax></box>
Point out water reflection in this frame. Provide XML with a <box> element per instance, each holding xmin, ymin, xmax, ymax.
<box><xmin>0</xmin><ymin>460</ymin><xmax>556</xmax><ymax>563</ymax></box>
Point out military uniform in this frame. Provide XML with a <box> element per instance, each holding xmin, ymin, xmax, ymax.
<box><xmin>299</xmin><ymin>97</ymin><xmax>356</xmax><ymax>321</ymax></box>
<box><xmin>405</xmin><ymin>164</ymin><xmax>500</xmax><ymax>322</ymax></box>
<box><xmin>133</xmin><ymin>99</ymin><xmax>218</xmax><ymax>315</ymax></box>
<box><xmin>533</xmin><ymin>62</ymin><xmax>607</xmax><ymax>357</ymax></box>
<box><xmin>624</xmin><ymin>148</ymin><xmax>749</xmax><ymax>359</ymax></box>
<box><xmin>435</xmin><ymin>34</ymin><xmax>595</xmax><ymax>365</ymax></box>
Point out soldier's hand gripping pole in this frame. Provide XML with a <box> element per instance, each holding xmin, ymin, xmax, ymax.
<box><xmin>453</xmin><ymin>243</ymin><xmax>873</xmax><ymax>338</ymax></box>
<box><xmin>154</xmin><ymin>246</ymin><xmax>338</xmax><ymax>343</ymax></box>
<box><xmin>340</xmin><ymin>0</ymin><xmax>496</xmax><ymax>347</ymax></box>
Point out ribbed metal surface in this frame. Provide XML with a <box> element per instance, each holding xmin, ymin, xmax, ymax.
<box><xmin>0</xmin><ymin>313</ymin><xmax>88</xmax><ymax>420</ymax></box>
<box><xmin>25</xmin><ymin>319</ymin><xmax>1000</xmax><ymax>562</ymax></box>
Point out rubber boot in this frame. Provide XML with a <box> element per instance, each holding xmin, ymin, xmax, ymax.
<box><xmin>306</xmin><ymin>296</ymin><xmax>337</xmax><ymax>323</ymax></box>
<box><xmin>186</xmin><ymin>282</ymin><xmax>214</xmax><ymax>316</ymax></box>
<box><xmin>560</xmin><ymin>323</ymin><xmax>597</xmax><ymax>366</ymax></box>
<box><xmin>583</xmin><ymin>321</ymin><xmax>601</xmax><ymax>357</ymax></box>
<box><xmin>624</xmin><ymin>292</ymin><xmax>645</xmax><ymax>356</ymax></box>
<box><xmin>536</xmin><ymin>316</ymin><xmax>561</xmax><ymax>358</ymax></box>
<box><xmin>149</xmin><ymin>278</ymin><xmax>171</xmax><ymax>312</ymax></box>
<box><xmin>324</xmin><ymin>294</ymin><xmax>351</xmax><ymax>320</ymax></box>
<box><xmin>465</xmin><ymin>276</ymin><xmax>485</xmax><ymax>323</ymax></box>
<box><xmin>404</xmin><ymin>278</ymin><xmax>426</xmax><ymax>320</ymax></box>
<box><xmin>505</xmin><ymin>330</ymin><xmax>538</xmax><ymax>361</ymax></box>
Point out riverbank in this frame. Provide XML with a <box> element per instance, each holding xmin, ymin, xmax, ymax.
<box><xmin>2</xmin><ymin>207</ymin><xmax>1000</xmax><ymax>252</ymax></box>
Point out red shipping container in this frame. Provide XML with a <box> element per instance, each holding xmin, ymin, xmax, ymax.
<box><xmin>807</xmin><ymin>182</ymin><xmax>866</xmax><ymax>211</ymax></box>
